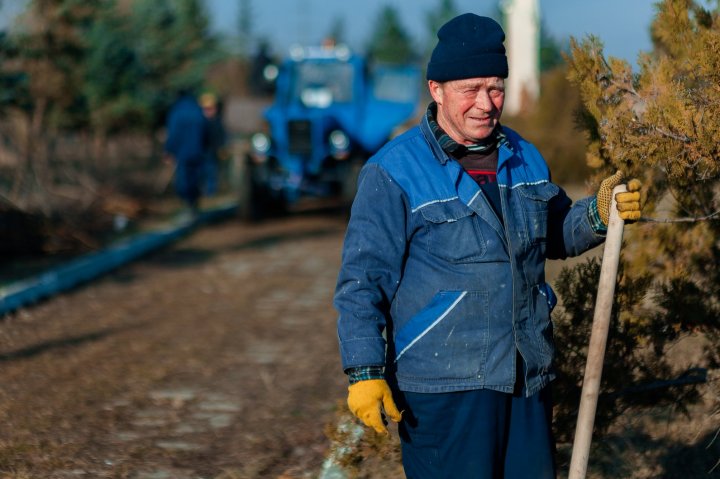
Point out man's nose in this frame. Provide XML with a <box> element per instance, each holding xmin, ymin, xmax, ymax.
<box><xmin>474</xmin><ymin>90</ymin><xmax>493</xmax><ymax>111</ymax></box>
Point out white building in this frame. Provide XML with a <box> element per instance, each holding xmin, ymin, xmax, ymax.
<box><xmin>502</xmin><ymin>0</ymin><xmax>541</xmax><ymax>116</ymax></box>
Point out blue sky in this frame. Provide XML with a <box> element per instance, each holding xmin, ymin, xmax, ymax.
<box><xmin>0</xmin><ymin>0</ymin><xmax>662</xmax><ymax>66</ymax></box>
<box><xmin>206</xmin><ymin>0</ymin><xmax>660</xmax><ymax>66</ymax></box>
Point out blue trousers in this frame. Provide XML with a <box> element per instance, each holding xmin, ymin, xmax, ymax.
<box><xmin>175</xmin><ymin>159</ymin><xmax>203</xmax><ymax>208</ymax></box>
<box><xmin>397</xmin><ymin>386</ymin><xmax>556</xmax><ymax>479</ymax></box>
<box><xmin>203</xmin><ymin>155</ymin><xmax>219</xmax><ymax>196</ymax></box>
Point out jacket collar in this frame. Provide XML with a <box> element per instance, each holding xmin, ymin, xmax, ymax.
<box><xmin>420</xmin><ymin>102</ymin><xmax>511</xmax><ymax>166</ymax></box>
<box><xmin>420</xmin><ymin>112</ymin><xmax>452</xmax><ymax>165</ymax></box>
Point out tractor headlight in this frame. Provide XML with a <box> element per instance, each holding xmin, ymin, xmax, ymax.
<box><xmin>330</xmin><ymin>130</ymin><xmax>349</xmax><ymax>150</ymax></box>
<box><xmin>251</xmin><ymin>133</ymin><xmax>270</xmax><ymax>154</ymax></box>
<box><xmin>263</xmin><ymin>64</ymin><xmax>279</xmax><ymax>82</ymax></box>
<box><xmin>329</xmin><ymin>129</ymin><xmax>350</xmax><ymax>159</ymax></box>
<box><xmin>249</xmin><ymin>132</ymin><xmax>270</xmax><ymax>164</ymax></box>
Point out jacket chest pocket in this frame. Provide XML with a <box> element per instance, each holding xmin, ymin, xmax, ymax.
<box><xmin>515</xmin><ymin>182</ymin><xmax>559</xmax><ymax>243</ymax></box>
<box><xmin>419</xmin><ymin>200</ymin><xmax>486</xmax><ymax>263</ymax></box>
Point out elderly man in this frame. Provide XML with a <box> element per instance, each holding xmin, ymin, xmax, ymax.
<box><xmin>334</xmin><ymin>13</ymin><xmax>641</xmax><ymax>479</ymax></box>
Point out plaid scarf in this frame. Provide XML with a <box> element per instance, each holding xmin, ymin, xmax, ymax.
<box><xmin>426</xmin><ymin>102</ymin><xmax>507</xmax><ymax>156</ymax></box>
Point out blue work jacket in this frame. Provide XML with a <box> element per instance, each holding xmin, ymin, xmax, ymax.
<box><xmin>334</xmin><ymin>116</ymin><xmax>605</xmax><ymax>396</ymax></box>
<box><xmin>164</xmin><ymin>96</ymin><xmax>208</xmax><ymax>165</ymax></box>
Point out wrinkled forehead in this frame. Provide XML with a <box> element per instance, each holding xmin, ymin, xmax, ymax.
<box><xmin>448</xmin><ymin>77</ymin><xmax>505</xmax><ymax>89</ymax></box>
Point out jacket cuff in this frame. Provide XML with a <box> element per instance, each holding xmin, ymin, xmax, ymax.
<box><xmin>587</xmin><ymin>196</ymin><xmax>607</xmax><ymax>234</ymax></box>
<box><xmin>346</xmin><ymin>366</ymin><xmax>385</xmax><ymax>384</ymax></box>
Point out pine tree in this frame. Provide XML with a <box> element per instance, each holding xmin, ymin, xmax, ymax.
<box><xmin>365</xmin><ymin>6</ymin><xmax>417</xmax><ymax>64</ymax></box>
<box><xmin>423</xmin><ymin>0</ymin><xmax>459</xmax><ymax>60</ymax></box>
<box><xmin>552</xmin><ymin>0</ymin><xmax>720</xmax><ymax>460</ymax></box>
<box><xmin>129</xmin><ymin>0</ymin><xmax>222</xmax><ymax>128</ymax></box>
<box><xmin>1</xmin><ymin>0</ymin><xmax>223</xmax><ymax>212</ymax></box>
<box><xmin>5</xmin><ymin>0</ymin><xmax>104</xmax><ymax>206</ymax></box>
<box><xmin>83</xmin><ymin>0</ymin><xmax>148</xmax><ymax>137</ymax></box>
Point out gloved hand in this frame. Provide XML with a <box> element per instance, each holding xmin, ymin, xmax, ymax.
<box><xmin>597</xmin><ymin>170</ymin><xmax>642</xmax><ymax>225</ymax></box>
<box><xmin>347</xmin><ymin>379</ymin><xmax>402</xmax><ymax>434</ymax></box>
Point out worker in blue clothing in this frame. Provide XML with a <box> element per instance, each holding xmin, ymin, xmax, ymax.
<box><xmin>163</xmin><ymin>90</ymin><xmax>209</xmax><ymax>214</ymax></box>
<box><xmin>333</xmin><ymin>13</ymin><xmax>642</xmax><ymax>479</ymax></box>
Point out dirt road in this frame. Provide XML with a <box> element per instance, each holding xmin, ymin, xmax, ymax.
<box><xmin>0</xmin><ymin>210</ymin><xmax>352</xmax><ymax>478</ymax></box>
<box><xmin>2</xmin><ymin>202</ymin><xmax>718</xmax><ymax>479</ymax></box>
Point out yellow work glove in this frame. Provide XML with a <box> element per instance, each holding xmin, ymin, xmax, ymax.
<box><xmin>596</xmin><ymin>170</ymin><xmax>642</xmax><ymax>225</ymax></box>
<box><xmin>347</xmin><ymin>379</ymin><xmax>402</xmax><ymax>435</ymax></box>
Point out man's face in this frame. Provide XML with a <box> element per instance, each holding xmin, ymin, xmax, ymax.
<box><xmin>202</xmin><ymin>104</ymin><xmax>217</xmax><ymax>119</ymax></box>
<box><xmin>428</xmin><ymin>76</ymin><xmax>505</xmax><ymax>145</ymax></box>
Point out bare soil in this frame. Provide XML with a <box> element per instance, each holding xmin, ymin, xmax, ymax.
<box><xmin>0</xmin><ymin>208</ymin><xmax>350</xmax><ymax>478</ymax></box>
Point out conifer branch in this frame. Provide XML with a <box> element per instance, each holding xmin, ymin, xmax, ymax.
<box><xmin>596</xmin><ymin>71</ymin><xmax>640</xmax><ymax>99</ymax></box>
<box><xmin>610</xmin><ymin>79</ymin><xmax>640</xmax><ymax>98</ymax></box>
<box><xmin>654</xmin><ymin>126</ymin><xmax>692</xmax><ymax>143</ymax></box>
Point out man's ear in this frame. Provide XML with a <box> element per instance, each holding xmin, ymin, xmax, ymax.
<box><xmin>428</xmin><ymin>80</ymin><xmax>443</xmax><ymax>105</ymax></box>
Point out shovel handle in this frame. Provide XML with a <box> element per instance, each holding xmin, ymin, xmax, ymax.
<box><xmin>568</xmin><ymin>184</ymin><xmax>627</xmax><ymax>479</ymax></box>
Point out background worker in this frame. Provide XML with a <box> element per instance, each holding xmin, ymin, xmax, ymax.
<box><xmin>334</xmin><ymin>13</ymin><xmax>641</xmax><ymax>479</ymax></box>
<box><xmin>163</xmin><ymin>90</ymin><xmax>208</xmax><ymax>215</ymax></box>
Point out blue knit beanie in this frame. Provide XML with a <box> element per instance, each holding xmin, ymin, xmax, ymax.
<box><xmin>427</xmin><ymin>13</ymin><xmax>508</xmax><ymax>81</ymax></box>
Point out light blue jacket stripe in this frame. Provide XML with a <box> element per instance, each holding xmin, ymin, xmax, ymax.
<box><xmin>394</xmin><ymin>291</ymin><xmax>467</xmax><ymax>361</ymax></box>
<box><xmin>495</xmin><ymin>133</ymin><xmax>550</xmax><ymax>187</ymax></box>
<box><xmin>411</xmin><ymin>196</ymin><xmax>459</xmax><ymax>214</ymax></box>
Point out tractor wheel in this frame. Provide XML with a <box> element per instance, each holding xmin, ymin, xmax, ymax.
<box><xmin>238</xmin><ymin>158</ymin><xmax>287</xmax><ymax>222</ymax></box>
<box><xmin>340</xmin><ymin>157</ymin><xmax>364</xmax><ymax>204</ymax></box>
<box><xmin>238</xmin><ymin>158</ymin><xmax>266</xmax><ymax>222</ymax></box>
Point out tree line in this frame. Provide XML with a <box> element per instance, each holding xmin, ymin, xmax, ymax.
<box><xmin>0</xmin><ymin>0</ymin><xmax>221</xmax><ymax>209</ymax></box>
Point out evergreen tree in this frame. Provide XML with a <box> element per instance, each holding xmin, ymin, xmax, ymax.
<box><xmin>551</xmin><ymin>0</ymin><xmax>720</xmax><ymax>452</ymax></box>
<box><xmin>17</xmin><ymin>0</ymin><xmax>103</xmax><ymax>131</ymax></box>
<box><xmin>4</xmin><ymin>0</ymin><xmax>104</xmax><ymax>204</ymax></box>
<box><xmin>424</xmin><ymin>0</ymin><xmax>459</xmax><ymax>60</ymax></box>
<box><xmin>0</xmin><ymin>31</ymin><xmax>30</xmax><ymax>116</ymax></box>
<box><xmin>1</xmin><ymin>0</ymin><xmax>223</xmax><ymax>210</ymax></box>
<box><xmin>128</xmin><ymin>0</ymin><xmax>222</xmax><ymax>128</ymax></box>
<box><xmin>365</xmin><ymin>6</ymin><xmax>416</xmax><ymax>64</ymax></box>
<box><xmin>83</xmin><ymin>0</ymin><xmax>148</xmax><ymax>137</ymax></box>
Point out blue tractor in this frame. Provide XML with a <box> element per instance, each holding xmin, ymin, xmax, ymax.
<box><xmin>241</xmin><ymin>43</ymin><xmax>422</xmax><ymax>220</ymax></box>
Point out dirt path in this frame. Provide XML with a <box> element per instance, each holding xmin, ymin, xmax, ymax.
<box><xmin>1</xmin><ymin>205</ymin><xmax>718</xmax><ymax>479</ymax></box>
<box><xmin>0</xmin><ymin>212</ymin><xmax>350</xmax><ymax>478</ymax></box>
